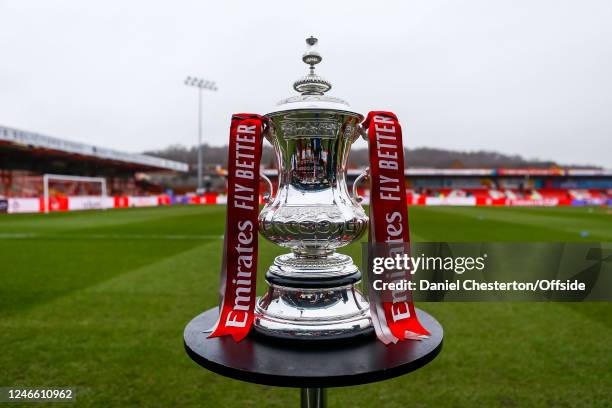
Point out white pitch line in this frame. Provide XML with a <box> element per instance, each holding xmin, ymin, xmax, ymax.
<box><xmin>0</xmin><ymin>233</ymin><xmax>38</xmax><ymax>239</ymax></box>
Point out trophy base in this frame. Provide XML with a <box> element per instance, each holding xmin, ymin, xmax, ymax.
<box><xmin>254</xmin><ymin>287</ymin><xmax>373</xmax><ymax>341</ymax></box>
<box><xmin>253</xmin><ymin>253</ymin><xmax>373</xmax><ymax>341</ymax></box>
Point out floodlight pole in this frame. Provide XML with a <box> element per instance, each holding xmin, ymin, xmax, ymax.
<box><xmin>197</xmin><ymin>87</ymin><xmax>203</xmax><ymax>192</ymax></box>
<box><xmin>184</xmin><ymin>76</ymin><xmax>218</xmax><ymax>192</ymax></box>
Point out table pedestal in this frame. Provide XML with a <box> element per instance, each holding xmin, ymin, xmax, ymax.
<box><xmin>301</xmin><ymin>387</ymin><xmax>326</xmax><ymax>408</ymax></box>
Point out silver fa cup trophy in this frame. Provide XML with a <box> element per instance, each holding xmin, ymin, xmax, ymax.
<box><xmin>254</xmin><ymin>37</ymin><xmax>372</xmax><ymax>340</ymax></box>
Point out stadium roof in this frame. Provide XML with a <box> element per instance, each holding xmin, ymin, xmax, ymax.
<box><xmin>0</xmin><ymin>125</ymin><xmax>188</xmax><ymax>172</ymax></box>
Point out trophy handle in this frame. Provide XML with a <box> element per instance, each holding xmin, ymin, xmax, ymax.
<box><xmin>358</xmin><ymin>124</ymin><xmax>368</xmax><ymax>142</ymax></box>
<box><xmin>260</xmin><ymin>173</ymin><xmax>275</xmax><ymax>204</ymax></box>
<box><xmin>352</xmin><ymin>167</ymin><xmax>370</xmax><ymax>204</ymax></box>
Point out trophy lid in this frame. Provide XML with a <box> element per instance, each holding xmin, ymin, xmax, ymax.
<box><xmin>266</xmin><ymin>37</ymin><xmax>363</xmax><ymax>118</ymax></box>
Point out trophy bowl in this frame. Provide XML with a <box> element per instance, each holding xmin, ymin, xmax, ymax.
<box><xmin>254</xmin><ymin>37</ymin><xmax>373</xmax><ymax>340</ymax></box>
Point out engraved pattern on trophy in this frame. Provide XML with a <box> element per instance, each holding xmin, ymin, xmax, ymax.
<box><xmin>270</xmin><ymin>253</ymin><xmax>357</xmax><ymax>278</ymax></box>
<box><xmin>277</xmin><ymin>94</ymin><xmax>349</xmax><ymax>107</ymax></box>
<box><xmin>280</xmin><ymin>119</ymin><xmax>338</xmax><ymax>139</ymax></box>
<box><xmin>254</xmin><ymin>36</ymin><xmax>372</xmax><ymax>339</ymax></box>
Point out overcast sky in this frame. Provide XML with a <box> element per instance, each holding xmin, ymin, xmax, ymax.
<box><xmin>1</xmin><ymin>0</ymin><xmax>610</xmax><ymax>167</ymax></box>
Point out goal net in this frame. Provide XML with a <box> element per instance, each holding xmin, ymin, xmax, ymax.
<box><xmin>43</xmin><ymin>174</ymin><xmax>108</xmax><ymax>213</ymax></box>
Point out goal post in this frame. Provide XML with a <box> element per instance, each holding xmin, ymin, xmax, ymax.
<box><xmin>43</xmin><ymin>174</ymin><xmax>108</xmax><ymax>213</ymax></box>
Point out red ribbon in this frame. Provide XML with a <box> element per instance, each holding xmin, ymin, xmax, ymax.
<box><xmin>364</xmin><ymin>111</ymin><xmax>430</xmax><ymax>344</ymax></box>
<box><xmin>208</xmin><ymin>114</ymin><xmax>265</xmax><ymax>342</ymax></box>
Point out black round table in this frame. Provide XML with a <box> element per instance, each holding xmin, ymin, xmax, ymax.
<box><xmin>184</xmin><ymin>307</ymin><xmax>443</xmax><ymax>408</ymax></box>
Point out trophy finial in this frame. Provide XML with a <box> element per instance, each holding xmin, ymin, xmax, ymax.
<box><xmin>302</xmin><ymin>36</ymin><xmax>322</xmax><ymax>67</ymax></box>
<box><xmin>293</xmin><ymin>36</ymin><xmax>332</xmax><ymax>95</ymax></box>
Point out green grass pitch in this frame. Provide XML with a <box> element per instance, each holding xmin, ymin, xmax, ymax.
<box><xmin>1</xmin><ymin>206</ymin><xmax>611</xmax><ymax>407</ymax></box>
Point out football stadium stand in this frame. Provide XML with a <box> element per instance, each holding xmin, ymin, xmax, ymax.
<box><xmin>178</xmin><ymin>167</ymin><xmax>611</xmax><ymax>208</ymax></box>
<box><xmin>0</xmin><ymin>125</ymin><xmax>187</xmax><ymax>213</ymax></box>
<box><xmin>355</xmin><ymin>168</ymin><xmax>612</xmax><ymax>207</ymax></box>
<box><xmin>1</xmin><ymin>125</ymin><xmax>610</xmax><ymax>213</ymax></box>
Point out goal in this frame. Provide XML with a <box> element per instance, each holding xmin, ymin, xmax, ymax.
<box><xmin>43</xmin><ymin>174</ymin><xmax>108</xmax><ymax>213</ymax></box>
